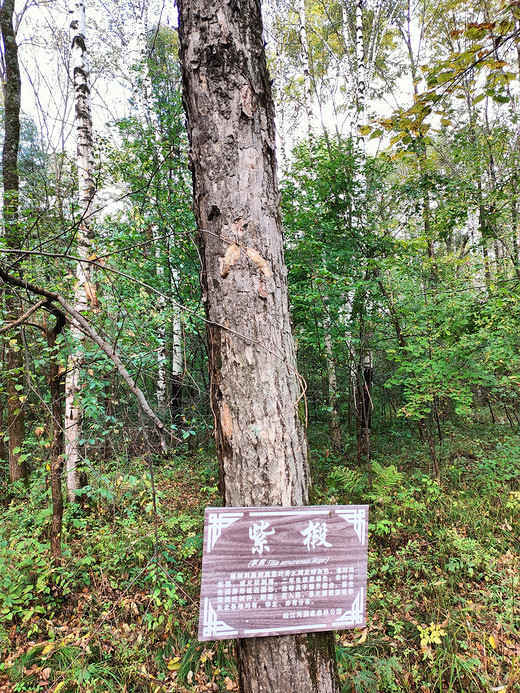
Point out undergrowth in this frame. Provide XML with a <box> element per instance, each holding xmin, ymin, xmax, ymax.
<box><xmin>0</xmin><ymin>423</ymin><xmax>519</xmax><ymax>692</ymax></box>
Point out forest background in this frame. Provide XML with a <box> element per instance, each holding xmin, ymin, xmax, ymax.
<box><xmin>0</xmin><ymin>0</ymin><xmax>519</xmax><ymax>690</ymax></box>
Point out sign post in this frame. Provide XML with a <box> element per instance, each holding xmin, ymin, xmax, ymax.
<box><xmin>198</xmin><ymin>505</ymin><xmax>368</xmax><ymax>640</ymax></box>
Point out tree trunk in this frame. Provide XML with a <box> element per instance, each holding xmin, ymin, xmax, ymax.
<box><xmin>5</xmin><ymin>326</ymin><xmax>26</xmax><ymax>482</ymax></box>
<box><xmin>352</xmin><ymin>1</ymin><xmax>373</xmax><ymax>474</ymax></box>
<box><xmin>354</xmin><ymin>0</ymin><xmax>366</xmax><ymax>142</ymax></box>
<box><xmin>1</xmin><ymin>0</ymin><xmax>26</xmax><ymax>484</ymax></box>
<box><xmin>170</xmin><ymin>263</ymin><xmax>183</xmax><ymax>420</ymax></box>
<box><xmin>64</xmin><ymin>1</ymin><xmax>96</xmax><ymax>501</ymax></box>
<box><xmin>297</xmin><ymin>6</ymin><xmax>341</xmax><ymax>451</ymax></box>
<box><xmin>297</xmin><ymin>0</ymin><xmax>314</xmax><ymax>135</ymax></box>
<box><xmin>47</xmin><ymin>309</ymin><xmax>66</xmax><ymax>563</ymax></box>
<box><xmin>176</xmin><ymin>1</ymin><xmax>339</xmax><ymax>691</ymax></box>
<box><xmin>132</xmin><ymin>16</ymin><xmax>184</xmax><ymax>419</ymax></box>
<box><xmin>323</xmin><ymin>308</ymin><xmax>341</xmax><ymax>451</ymax></box>
<box><xmin>356</xmin><ymin>353</ymin><xmax>372</xmax><ymax>482</ymax></box>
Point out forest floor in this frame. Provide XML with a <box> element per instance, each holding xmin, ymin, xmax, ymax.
<box><xmin>0</xmin><ymin>419</ymin><xmax>519</xmax><ymax>692</ymax></box>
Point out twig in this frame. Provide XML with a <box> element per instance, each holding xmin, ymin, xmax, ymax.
<box><xmin>0</xmin><ymin>298</ymin><xmax>46</xmax><ymax>333</ymax></box>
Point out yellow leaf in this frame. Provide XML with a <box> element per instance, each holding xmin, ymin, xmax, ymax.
<box><xmin>54</xmin><ymin>683</ymin><xmax>66</xmax><ymax>693</ymax></box>
<box><xmin>488</xmin><ymin>635</ymin><xmax>496</xmax><ymax>649</ymax></box>
<box><xmin>355</xmin><ymin>628</ymin><xmax>367</xmax><ymax>644</ymax></box>
<box><xmin>42</xmin><ymin>643</ymin><xmax>54</xmax><ymax>655</ymax></box>
<box><xmin>167</xmin><ymin>657</ymin><xmax>181</xmax><ymax>671</ymax></box>
<box><xmin>246</xmin><ymin>247</ymin><xmax>271</xmax><ymax>278</ymax></box>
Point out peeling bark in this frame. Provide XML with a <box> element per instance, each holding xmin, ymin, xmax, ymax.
<box><xmin>177</xmin><ymin>1</ymin><xmax>339</xmax><ymax>691</ymax></box>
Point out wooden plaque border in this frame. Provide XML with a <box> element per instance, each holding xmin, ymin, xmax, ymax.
<box><xmin>198</xmin><ymin>505</ymin><xmax>368</xmax><ymax>640</ymax></box>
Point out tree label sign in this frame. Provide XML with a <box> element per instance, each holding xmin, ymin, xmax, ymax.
<box><xmin>198</xmin><ymin>505</ymin><xmax>368</xmax><ymax>640</ymax></box>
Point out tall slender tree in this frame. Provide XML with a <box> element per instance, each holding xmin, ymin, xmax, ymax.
<box><xmin>1</xmin><ymin>0</ymin><xmax>26</xmax><ymax>483</ymax></box>
<box><xmin>64</xmin><ymin>1</ymin><xmax>96</xmax><ymax>501</ymax></box>
<box><xmin>177</xmin><ymin>1</ymin><xmax>339</xmax><ymax>691</ymax></box>
<box><xmin>130</xmin><ymin>13</ymin><xmax>184</xmax><ymax>416</ymax></box>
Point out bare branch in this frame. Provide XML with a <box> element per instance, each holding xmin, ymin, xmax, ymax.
<box><xmin>0</xmin><ymin>298</ymin><xmax>46</xmax><ymax>333</ymax></box>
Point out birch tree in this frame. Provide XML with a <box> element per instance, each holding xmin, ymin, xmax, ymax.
<box><xmin>129</xmin><ymin>14</ymin><xmax>184</xmax><ymax>416</ymax></box>
<box><xmin>64</xmin><ymin>1</ymin><xmax>96</xmax><ymax>501</ymax></box>
<box><xmin>177</xmin><ymin>0</ymin><xmax>339</xmax><ymax>690</ymax></box>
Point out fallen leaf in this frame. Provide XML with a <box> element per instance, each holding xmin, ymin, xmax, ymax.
<box><xmin>355</xmin><ymin>628</ymin><xmax>368</xmax><ymax>645</ymax></box>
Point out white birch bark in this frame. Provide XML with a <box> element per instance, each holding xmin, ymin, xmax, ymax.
<box><xmin>130</xmin><ymin>8</ymin><xmax>183</xmax><ymax>414</ymax></box>
<box><xmin>64</xmin><ymin>1</ymin><xmax>96</xmax><ymax>501</ymax></box>
<box><xmin>353</xmin><ymin>0</ymin><xmax>366</xmax><ymax>165</ymax></box>
<box><xmin>297</xmin><ymin>0</ymin><xmax>314</xmax><ymax>136</ymax></box>
<box><xmin>344</xmin><ymin>0</ymin><xmax>373</xmax><ymax>464</ymax></box>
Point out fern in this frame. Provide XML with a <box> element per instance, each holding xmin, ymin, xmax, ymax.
<box><xmin>368</xmin><ymin>461</ymin><xmax>403</xmax><ymax>502</ymax></box>
<box><xmin>327</xmin><ymin>466</ymin><xmax>364</xmax><ymax>496</ymax></box>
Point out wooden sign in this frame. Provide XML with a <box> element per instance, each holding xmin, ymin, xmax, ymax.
<box><xmin>198</xmin><ymin>505</ymin><xmax>368</xmax><ymax>641</ymax></box>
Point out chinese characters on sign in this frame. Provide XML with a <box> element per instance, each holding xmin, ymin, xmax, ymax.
<box><xmin>249</xmin><ymin>520</ymin><xmax>275</xmax><ymax>555</ymax></box>
<box><xmin>198</xmin><ymin>505</ymin><xmax>368</xmax><ymax>640</ymax></box>
<box><xmin>301</xmin><ymin>520</ymin><xmax>332</xmax><ymax>551</ymax></box>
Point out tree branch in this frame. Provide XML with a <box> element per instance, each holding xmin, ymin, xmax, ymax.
<box><xmin>0</xmin><ymin>263</ymin><xmax>170</xmax><ymax>448</ymax></box>
<box><xmin>0</xmin><ymin>298</ymin><xmax>46</xmax><ymax>333</ymax></box>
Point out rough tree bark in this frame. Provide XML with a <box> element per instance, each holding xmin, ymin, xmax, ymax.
<box><xmin>177</xmin><ymin>2</ymin><xmax>339</xmax><ymax>691</ymax></box>
<box><xmin>64</xmin><ymin>1</ymin><xmax>96</xmax><ymax>501</ymax></box>
<box><xmin>1</xmin><ymin>0</ymin><xmax>26</xmax><ymax>483</ymax></box>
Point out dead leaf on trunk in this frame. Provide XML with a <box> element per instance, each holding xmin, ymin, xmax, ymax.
<box><xmin>246</xmin><ymin>247</ymin><xmax>271</xmax><ymax>278</ymax></box>
<box><xmin>221</xmin><ymin>243</ymin><xmax>241</xmax><ymax>278</ymax></box>
<box><xmin>84</xmin><ymin>281</ymin><xmax>99</xmax><ymax>307</ymax></box>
